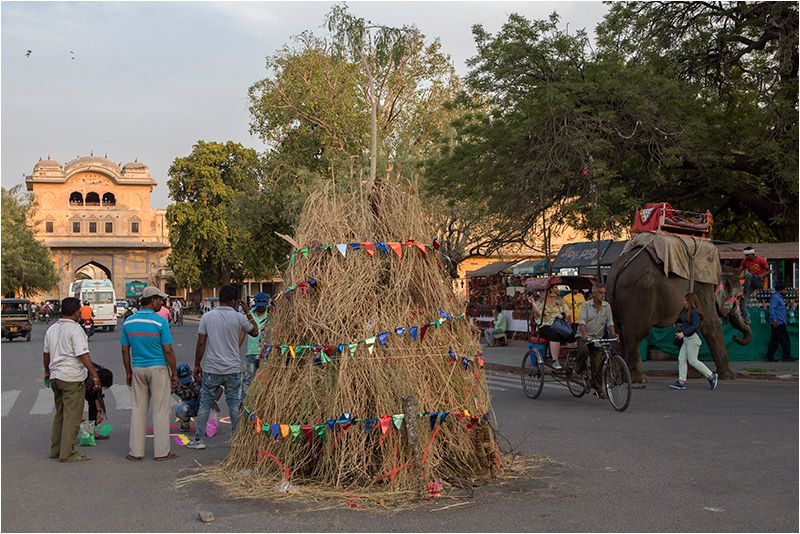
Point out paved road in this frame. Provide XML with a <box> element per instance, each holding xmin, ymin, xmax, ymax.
<box><xmin>2</xmin><ymin>323</ymin><xmax>797</xmax><ymax>531</ymax></box>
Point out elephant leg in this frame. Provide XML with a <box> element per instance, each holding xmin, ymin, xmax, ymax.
<box><xmin>620</xmin><ymin>322</ymin><xmax>650</xmax><ymax>383</ymax></box>
<box><xmin>700</xmin><ymin>319</ymin><xmax>736</xmax><ymax>380</ymax></box>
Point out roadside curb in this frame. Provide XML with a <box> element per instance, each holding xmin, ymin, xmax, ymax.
<box><xmin>484</xmin><ymin>362</ymin><xmax>798</xmax><ymax>382</ymax></box>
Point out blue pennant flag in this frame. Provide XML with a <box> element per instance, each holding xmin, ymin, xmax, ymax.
<box><xmin>409</xmin><ymin>327</ymin><xmax>418</xmax><ymax>341</ymax></box>
<box><xmin>439</xmin><ymin>412</ymin><xmax>448</xmax><ymax>424</ymax></box>
<box><xmin>308</xmin><ymin>279</ymin><xmax>317</xmax><ymax>287</ymax></box>
<box><xmin>337</xmin><ymin>344</ymin><xmax>345</xmax><ymax>353</ymax></box>
<box><xmin>378</xmin><ymin>332</ymin><xmax>389</xmax><ymax>346</ymax></box>
<box><xmin>375</xmin><ymin>242</ymin><xmax>389</xmax><ymax>254</ymax></box>
<box><xmin>271</xmin><ymin>424</ymin><xmax>280</xmax><ymax>438</ymax></box>
<box><xmin>429</xmin><ymin>413</ymin><xmax>438</xmax><ymax>430</ymax></box>
<box><xmin>349</xmin><ymin>243</ymin><xmax>361</xmax><ymax>250</ymax></box>
<box><xmin>326</xmin><ymin>420</ymin><xmax>335</xmax><ymax>431</ymax></box>
<box><xmin>439</xmin><ymin>310</ymin><xmax>453</xmax><ymax>319</ymax></box>
<box><xmin>395</xmin><ymin>327</ymin><xmax>405</xmax><ymax>337</ymax></box>
<box><xmin>363</xmin><ymin>417</ymin><xmax>378</xmax><ymax>432</ymax></box>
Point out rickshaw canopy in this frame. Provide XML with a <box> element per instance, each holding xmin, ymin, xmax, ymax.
<box><xmin>525</xmin><ymin>275</ymin><xmax>596</xmax><ymax>292</ymax></box>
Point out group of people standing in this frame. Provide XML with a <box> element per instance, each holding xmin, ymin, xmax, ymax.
<box><xmin>43</xmin><ymin>284</ymin><xmax>271</xmax><ymax>462</ymax></box>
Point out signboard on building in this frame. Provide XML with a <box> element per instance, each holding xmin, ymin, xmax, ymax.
<box><xmin>125</xmin><ymin>281</ymin><xmax>147</xmax><ymax>298</ymax></box>
<box><xmin>552</xmin><ymin>240</ymin><xmax>613</xmax><ymax>269</ymax></box>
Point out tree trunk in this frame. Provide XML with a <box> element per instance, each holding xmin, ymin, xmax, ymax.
<box><xmin>369</xmin><ymin>85</ymin><xmax>378</xmax><ymax>189</ymax></box>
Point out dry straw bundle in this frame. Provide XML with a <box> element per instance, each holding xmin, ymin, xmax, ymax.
<box><xmin>217</xmin><ymin>180</ymin><xmax>500</xmax><ymax>500</ymax></box>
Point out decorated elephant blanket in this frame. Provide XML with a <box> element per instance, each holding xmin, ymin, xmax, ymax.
<box><xmin>622</xmin><ymin>232</ymin><xmax>721</xmax><ymax>285</ymax></box>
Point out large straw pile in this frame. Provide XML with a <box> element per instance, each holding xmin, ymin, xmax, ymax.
<box><xmin>216</xmin><ymin>181</ymin><xmax>499</xmax><ymax>499</ymax></box>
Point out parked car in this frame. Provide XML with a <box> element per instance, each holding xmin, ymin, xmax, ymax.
<box><xmin>1</xmin><ymin>298</ymin><xmax>32</xmax><ymax>342</ymax></box>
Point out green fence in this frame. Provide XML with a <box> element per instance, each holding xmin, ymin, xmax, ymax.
<box><xmin>639</xmin><ymin>308</ymin><xmax>798</xmax><ymax>361</ymax></box>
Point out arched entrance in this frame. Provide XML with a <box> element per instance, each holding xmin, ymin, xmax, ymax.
<box><xmin>74</xmin><ymin>261</ymin><xmax>112</xmax><ymax>281</ymax></box>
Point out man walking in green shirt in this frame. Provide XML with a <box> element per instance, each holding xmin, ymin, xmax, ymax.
<box><xmin>484</xmin><ymin>305</ymin><xmax>508</xmax><ymax>347</ymax></box>
<box><xmin>241</xmin><ymin>293</ymin><xmax>270</xmax><ymax>400</ymax></box>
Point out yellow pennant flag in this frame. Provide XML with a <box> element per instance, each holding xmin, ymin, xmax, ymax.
<box><xmin>289</xmin><ymin>345</ymin><xmax>296</xmax><ymax>358</ymax></box>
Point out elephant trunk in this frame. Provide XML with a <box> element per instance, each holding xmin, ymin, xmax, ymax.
<box><xmin>728</xmin><ymin>303</ymin><xmax>752</xmax><ymax>345</ymax></box>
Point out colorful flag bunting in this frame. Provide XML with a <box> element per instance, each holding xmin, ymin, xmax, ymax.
<box><xmin>289</xmin><ymin>345</ymin><xmax>296</xmax><ymax>359</ymax></box>
<box><xmin>290</xmin><ymin>425</ymin><xmax>301</xmax><ymax>441</ymax></box>
<box><xmin>375</xmin><ymin>242</ymin><xmax>389</xmax><ymax>254</ymax></box>
<box><xmin>301</xmin><ymin>425</ymin><xmax>313</xmax><ymax>444</ymax></box>
<box><xmin>392</xmin><ymin>414</ymin><xmax>404</xmax><ymax>430</ymax></box>
<box><xmin>388</xmin><ymin>242</ymin><xmax>402</xmax><ymax>257</ymax></box>
<box><xmin>409</xmin><ymin>327</ymin><xmax>418</xmax><ymax>341</ymax></box>
<box><xmin>280</xmin><ymin>424</ymin><xmax>290</xmax><ymax>438</ymax></box>
<box><xmin>272</xmin><ymin>424</ymin><xmax>280</xmax><ymax>438</ymax></box>
<box><xmin>300</xmin><ymin>247</ymin><xmax>309</xmax><ymax>259</ymax></box>
<box><xmin>336</xmin><ymin>243</ymin><xmax>347</xmax><ymax>257</ymax></box>
<box><xmin>429</xmin><ymin>413</ymin><xmax>438</xmax><ymax>430</ymax></box>
<box><xmin>361</xmin><ymin>242</ymin><xmax>375</xmax><ymax>257</ymax></box>
<box><xmin>395</xmin><ymin>327</ymin><xmax>405</xmax><ymax>337</ymax></box>
<box><xmin>379</xmin><ymin>416</ymin><xmax>391</xmax><ymax>435</ymax></box>
<box><xmin>289</xmin><ymin>251</ymin><xmax>297</xmax><ymax>268</ymax></box>
<box><xmin>420</xmin><ymin>324</ymin><xmax>429</xmax><ymax>342</ymax></box>
<box><xmin>377</xmin><ymin>332</ymin><xmax>389</xmax><ymax>346</ymax></box>
<box><xmin>349</xmin><ymin>343</ymin><xmax>358</xmax><ymax>356</ymax></box>
<box><xmin>349</xmin><ymin>243</ymin><xmax>361</xmax><ymax>251</ymax></box>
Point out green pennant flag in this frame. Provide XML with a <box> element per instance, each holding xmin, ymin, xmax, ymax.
<box><xmin>320</xmin><ymin>353</ymin><xmax>332</xmax><ymax>364</ymax></box>
<box><xmin>349</xmin><ymin>343</ymin><xmax>358</xmax><ymax>356</ymax></box>
<box><xmin>392</xmin><ymin>414</ymin><xmax>404</xmax><ymax>430</ymax></box>
<box><xmin>314</xmin><ymin>424</ymin><xmax>327</xmax><ymax>441</ymax></box>
<box><xmin>280</xmin><ymin>344</ymin><xmax>288</xmax><ymax>356</ymax></box>
<box><xmin>435</xmin><ymin>319</ymin><xmax>442</xmax><ymax>327</ymax></box>
<box><xmin>296</xmin><ymin>345</ymin><xmax>307</xmax><ymax>358</ymax></box>
<box><xmin>300</xmin><ymin>247</ymin><xmax>309</xmax><ymax>259</ymax></box>
<box><xmin>289</xmin><ymin>425</ymin><xmax>301</xmax><ymax>441</ymax></box>
<box><xmin>289</xmin><ymin>251</ymin><xmax>297</xmax><ymax>268</ymax></box>
<box><xmin>287</xmin><ymin>284</ymin><xmax>297</xmax><ymax>291</ymax></box>
<box><xmin>365</xmin><ymin>336</ymin><xmax>376</xmax><ymax>354</ymax></box>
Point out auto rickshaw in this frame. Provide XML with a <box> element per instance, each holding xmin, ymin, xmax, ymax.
<box><xmin>1</xmin><ymin>298</ymin><xmax>33</xmax><ymax>342</ymax></box>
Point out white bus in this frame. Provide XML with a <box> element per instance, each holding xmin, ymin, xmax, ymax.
<box><xmin>70</xmin><ymin>280</ymin><xmax>118</xmax><ymax>331</ymax></box>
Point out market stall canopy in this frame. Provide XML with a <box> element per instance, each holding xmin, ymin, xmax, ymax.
<box><xmin>551</xmin><ymin>240</ymin><xmax>613</xmax><ymax>269</ymax></box>
<box><xmin>716</xmin><ymin>242</ymin><xmax>799</xmax><ymax>260</ymax></box>
<box><xmin>599</xmin><ymin>241</ymin><xmax>628</xmax><ymax>266</ymax></box>
<box><xmin>511</xmin><ymin>259</ymin><xmax>548</xmax><ymax>275</ymax></box>
<box><xmin>466</xmin><ymin>260</ymin><xmax>518</xmax><ymax>278</ymax></box>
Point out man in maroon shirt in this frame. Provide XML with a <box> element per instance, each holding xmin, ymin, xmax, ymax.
<box><xmin>738</xmin><ymin>246</ymin><xmax>770</xmax><ymax>322</ymax></box>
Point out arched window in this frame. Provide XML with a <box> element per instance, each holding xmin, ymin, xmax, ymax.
<box><xmin>85</xmin><ymin>192</ymin><xmax>100</xmax><ymax>206</ymax></box>
<box><xmin>69</xmin><ymin>192</ymin><xmax>84</xmax><ymax>206</ymax></box>
<box><xmin>101</xmin><ymin>192</ymin><xmax>116</xmax><ymax>206</ymax></box>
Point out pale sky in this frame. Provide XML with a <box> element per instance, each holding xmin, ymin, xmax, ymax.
<box><xmin>2</xmin><ymin>1</ymin><xmax>608</xmax><ymax>208</ymax></box>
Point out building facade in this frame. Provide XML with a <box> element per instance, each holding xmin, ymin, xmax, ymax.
<box><xmin>26</xmin><ymin>155</ymin><xmax>172</xmax><ymax>301</ymax></box>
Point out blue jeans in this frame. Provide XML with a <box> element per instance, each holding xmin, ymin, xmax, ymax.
<box><xmin>194</xmin><ymin>372</ymin><xmax>241</xmax><ymax>440</ymax></box>
<box><xmin>241</xmin><ymin>354</ymin><xmax>260</xmax><ymax>401</ymax></box>
<box><xmin>175</xmin><ymin>399</ymin><xmax>199</xmax><ymax>421</ymax></box>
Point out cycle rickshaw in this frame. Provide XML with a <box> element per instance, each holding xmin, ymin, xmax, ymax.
<box><xmin>520</xmin><ymin>275</ymin><xmax>632</xmax><ymax>412</ymax></box>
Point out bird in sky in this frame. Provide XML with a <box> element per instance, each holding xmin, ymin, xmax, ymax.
<box><xmin>25</xmin><ymin>50</ymin><xmax>32</xmax><ymax>57</ymax></box>
<box><xmin>70</xmin><ymin>50</ymin><xmax>76</xmax><ymax>60</ymax></box>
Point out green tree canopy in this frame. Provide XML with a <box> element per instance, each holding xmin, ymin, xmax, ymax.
<box><xmin>426</xmin><ymin>4</ymin><xmax>798</xmax><ymax>243</ymax></box>
<box><xmin>165</xmin><ymin>141</ymin><xmax>293</xmax><ymax>289</ymax></box>
<box><xmin>1</xmin><ymin>186</ymin><xmax>58</xmax><ymax>297</ymax></box>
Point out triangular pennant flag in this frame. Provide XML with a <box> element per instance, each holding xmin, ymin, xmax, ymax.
<box><xmin>255</xmin><ymin>417</ymin><xmax>262</xmax><ymax>434</ymax></box>
<box><xmin>295</xmin><ymin>345</ymin><xmax>306</xmax><ymax>358</ymax></box>
<box><xmin>337</xmin><ymin>344</ymin><xmax>346</xmax><ymax>353</ymax></box>
<box><xmin>320</xmin><ymin>353</ymin><xmax>332</xmax><ymax>364</ymax></box>
<box><xmin>419</xmin><ymin>324</ymin><xmax>429</xmax><ymax>342</ymax></box>
<box><xmin>289</xmin><ymin>251</ymin><xmax>297</xmax><ymax>268</ymax></box>
<box><xmin>349</xmin><ymin>343</ymin><xmax>358</xmax><ymax>356</ymax></box>
<box><xmin>439</xmin><ymin>412</ymin><xmax>447</xmax><ymax>424</ymax></box>
<box><xmin>300</xmin><ymin>247</ymin><xmax>309</xmax><ymax>259</ymax></box>
<box><xmin>429</xmin><ymin>413</ymin><xmax>438</xmax><ymax>430</ymax></box>
<box><xmin>388</xmin><ymin>242</ymin><xmax>402</xmax><ymax>257</ymax></box>
<box><xmin>289</xmin><ymin>345</ymin><xmax>296</xmax><ymax>358</ymax></box>
<box><xmin>379</xmin><ymin>416</ymin><xmax>391</xmax><ymax>435</ymax></box>
<box><xmin>289</xmin><ymin>425</ymin><xmax>301</xmax><ymax>441</ymax></box>
<box><xmin>448</xmin><ymin>349</ymin><xmax>457</xmax><ymax>361</ymax></box>
<box><xmin>336</xmin><ymin>244</ymin><xmax>347</xmax><ymax>257</ymax></box>
<box><xmin>439</xmin><ymin>310</ymin><xmax>453</xmax><ymax>320</ymax></box>
<box><xmin>349</xmin><ymin>243</ymin><xmax>361</xmax><ymax>251</ymax></box>
<box><xmin>363</xmin><ymin>418</ymin><xmax>378</xmax><ymax>433</ymax></box>
<box><xmin>325</xmin><ymin>419</ymin><xmax>336</xmax><ymax>431</ymax></box>
<box><xmin>392</xmin><ymin>414</ymin><xmax>405</xmax><ymax>430</ymax></box>
<box><xmin>375</xmin><ymin>242</ymin><xmax>389</xmax><ymax>254</ymax></box>
<box><xmin>280</xmin><ymin>424</ymin><xmax>290</xmax><ymax>439</ymax></box>
<box><xmin>395</xmin><ymin>327</ymin><xmax>405</xmax><ymax>337</ymax></box>
<box><xmin>462</xmin><ymin>357</ymin><xmax>470</xmax><ymax>369</ymax></box>
<box><xmin>271</xmin><ymin>424</ymin><xmax>280</xmax><ymax>438</ymax></box>
<box><xmin>280</xmin><ymin>344</ymin><xmax>288</xmax><ymax>357</ymax></box>
<box><xmin>463</xmin><ymin>409</ymin><xmax>471</xmax><ymax>418</ymax></box>
<box><xmin>301</xmin><ymin>425</ymin><xmax>314</xmax><ymax>444</ymax></box>
<box><xmin>365</xmin><ymin>336</ymin><xmax>376</xmax><ymax>354</ymax></box>
<box><xmin>262</xmin><ymin>423</ymin><xmax>270</xmax><ymax>433</ymax></box>
<box><xmin>262</xmin><ymin>344</ymin><xmax>272</xmax><ymax>359</ymax></box>
<box><xmin>377</xmin><ymin>332</ymin><xmax>389</xmax><ymax>346</ymax></box>
<box><xmin>476</xmin><ymin>356</ymin><xmax>485</xmax><ymax>368</ymax></box>
<box><xmin>409</xmin><ymin>327</ymin><xmax>418</xmax><ymax>341</ymax></box>
<box><xmin>361</xmin><ymin>242</ymin><xmax>375</xmax><ymax>257</ymax></box>
<box><xmin>314</xmin><ymin>424</ymin><xmax>327</xmax><ymax>441</ymax></box>
<box><xmin>467</xmin><ymin>416</ymin><xmax>479</xmax><ymax>431</ymax></box>
<box><xmin>320</xmin><ymin>244</ymin><xmax>334</xmax><ymax>254</ymax></box>
<box><xmin>414</xmin><ymin>241</ymin><xmax>428</xmax><ymax>257</ymax></box>
<box><xmin>341</xmin><ymin>421</ymin><xmax>353</xmax><ymax>432</ymax></box>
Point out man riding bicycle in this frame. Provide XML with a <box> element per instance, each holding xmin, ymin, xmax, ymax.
<box><xmin>577</xmin><ymin>283</ymin><xmax>616</xmax><ymax>393</ymax></box>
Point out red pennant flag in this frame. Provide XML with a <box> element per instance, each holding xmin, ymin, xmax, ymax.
<box><xmin>388</xmin><ymin>242</ymin><xmax>402</xmax><ymax>257</ymax></box>
<box><xmin>361</xmin><ymin>242</ymin><xmax>375</xmax><ymax>257</ymax></box>
<box><xmin>341</xmin><ymin>421</ymin><xmax>353</xmax><ymax>432</ymax></box>
<box><xmin>467</xmin><ymin>416</ymin><xmax>479</xmax><ymax>431</ymax></box>
<box><xmin>297</xmin><ymin>281</ymin><xmax>309</xmax><ymax>298</ymax></box>
<box><xmin>419</xmin><ymin>324</ymin><xmax>428</xmax><ymax>342</ymax></box>
<box><xmin>414</xmin><ymin>241</ymin><xmax>428</xmax><ymax>257</ymax></box>
<box><xmin>379</xmin><ymin>416</ymin><xmax>391</xmax><ymax>435</ymax></box>
<box><xmin>324</xmin><ymin>345</ymin><xmax>335</xmax><ymax>356</ymax></box>
<box><xmin>255</xmin><ymin>418</ymin><xmax>262</xmax><ymax>434</ymax></box>
<box><xmin>301</xmin><ymin>425</ymin><xmax>314</xmax><ymax>444</ymax></box>
<box><xmin>476</xmin><ymin>356</ymin><xmax>485</xmax><ymax>368</ymax></box>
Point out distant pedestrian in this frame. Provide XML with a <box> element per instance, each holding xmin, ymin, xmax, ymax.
<box><xmin>120</xmin><ymin>286</ymin><xmax>178</xmax><ymax>461</ymax></box>
<box><xmin>43</xmin><ymin>297</ymin><xmax>102</xmax><ymax>462</ymax></box>
<box><xmin>241</xmin><ymin>293</ymin><xmax>271</xmax><ymax>401</ymax></box>
<box><xmin>483</xmin><ymin>305</ymin><xmax>508</xmax><ymax>347</ymax></box>
<box><xmin>187</xmin><ymin>285</ymin><xmax>258</xmax><ymax>450</ymax></box>
<box><xmin>670</xmin><ymin>293</ymin><xmax>718</xmax><ymax>390</ymax></box>
<box><xmin>765</xmin><ymin>283</ymin><xmax>792</xmax><ymax>362</ymax></box>
<box><xmin>155</xmin><ymin>304</ymin><xmax>172</xmax><ymax>323</ymax></box>
<box><xmin>738</xmin><ymin>246</ymin><xmax>770</xmax><ymax>321</ymax></box>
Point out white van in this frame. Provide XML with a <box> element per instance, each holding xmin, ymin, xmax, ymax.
<box><xmin>70</xmin><ymin>280</ymin><xmax>118</xmax><ymax>331</ymax></box>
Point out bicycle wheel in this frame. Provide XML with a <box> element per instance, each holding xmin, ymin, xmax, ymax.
<box><xmin>567</xmin><ymin>371</ymin><xmax>589</xmax><ymax>398</ymax></box>
<box><xmin>521</xmin><ymin>351</ymin><xmax>544</xmax><ymax>399</ymax></box>
<box><xmin>603</xmin><ymin>354</ymin><xmax>632</xmax><ymax>412</ymax></box>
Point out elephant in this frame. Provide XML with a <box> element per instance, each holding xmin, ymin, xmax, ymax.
<box><xmin>606</xmin><ymin>248</ymin><xmax>752</xmax><ymax>383</ymax></box>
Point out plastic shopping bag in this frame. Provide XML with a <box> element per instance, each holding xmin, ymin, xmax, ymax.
<box><xmin>79</xmin><ymin>421</ymin><xmax>96</xmax><ymax>446</ymax></box>
<box><xmin>206</xmin><ymin>409</ymin><xmax>219</xmax><ymax>438</ymax></box>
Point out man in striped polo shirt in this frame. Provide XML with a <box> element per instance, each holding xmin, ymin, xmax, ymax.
<box><xmin>120</xmin><ymin>286</ymin><xmax>178</xmax><ymax>461</ymax></box>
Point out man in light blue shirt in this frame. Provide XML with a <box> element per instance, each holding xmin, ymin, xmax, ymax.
<box><xmin>766</xmin><ymin>282</ymin><xmax>791</xmax><ymax>362</ymax></box>
<box><xmin>121</xmin><ymin>286</ymin><xmax>178</xmax><ymax>461</ymax></box>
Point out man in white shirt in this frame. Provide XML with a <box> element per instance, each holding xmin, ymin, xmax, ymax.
<box><xmin>43</xmin><ymin>297</ymin><xmax>102</xmax><ymax>462</ymax></box>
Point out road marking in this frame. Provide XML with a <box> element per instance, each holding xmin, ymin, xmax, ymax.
<box><xmin>1</xmin><ymin>390</ymin><xmax>21</xmax><ymax>416</ymax></box>
<box><xmin>30</xmin><ymin>388</ymin><xmax>54</xmax><ymax>415</ymax></box>
<box><xmin>486</xmin><ymin>374</ymin><xmax>561</xmax><ymax>390</ymax></box>
<box><xmin>110</xmin><ymin>385</ymin><xmax>131</xmax><ymax>410</ymax></box>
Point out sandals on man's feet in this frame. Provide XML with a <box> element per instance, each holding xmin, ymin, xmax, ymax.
<box><xmin>154</xmin><ymin>452</ymin><xmax>179</xmax><ymax>461</ymax></box>
<box><xmin>60</xmin><ymin>452</ymin><xmax>90</xmax><ymax>462</ymax></box>
<box><xmin>125</xmin><ymin>453</ymin><xmax>143</xmax><ymax>461</ymax></box>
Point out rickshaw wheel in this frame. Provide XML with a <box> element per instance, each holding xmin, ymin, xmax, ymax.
<box><xmin>603</xmin><ymin>354</ymin><xmax>632</xmax><ymax>412</ymax></box>
<box><xmin>521</xmin><ymin>351</ymin><xmax>544</xmax><ymax>399</ymax></box>
<box><xmin>567</xmin><ymin>372</ymin><xmax>588</xmax><ymax>398</ymax></box>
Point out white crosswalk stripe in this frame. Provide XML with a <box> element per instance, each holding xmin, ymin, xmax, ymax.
<box><xmin>30</xmin><ymin>388</ymin><xmax>54</xmax><ymax>415</ymax></box>
<box><xmin>486</xmin><ymin>373</ymin><xmax>561</xmax><ymax>391</ymax></box>
<box><xmin>1</xmin><ymin>390</ymin><xmax>21</xmax><ymax>416</ymax></box>
<box><xmin>109</xmin><ymin>384</ymin><xmax>131</xmax><ymax>410</ymax></box>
